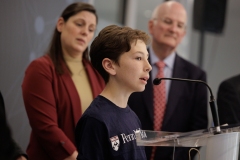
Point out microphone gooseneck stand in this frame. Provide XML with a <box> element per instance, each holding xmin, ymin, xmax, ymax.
<box><xmin>153</xmin><ymin>77</ymin><xmax>221</xmax><ymax>134</ymax></box>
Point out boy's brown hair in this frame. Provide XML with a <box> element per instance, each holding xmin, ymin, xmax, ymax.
<box><xmin>90</xmin><ymin>25</ymin><xmax>150</xmax><ymax>83</ymax></box>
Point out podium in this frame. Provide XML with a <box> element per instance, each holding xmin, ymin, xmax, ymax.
<box><xmin>135</xmin><ymin>126</ymin><xmax>240</xmax><ymax>160</ymax></box>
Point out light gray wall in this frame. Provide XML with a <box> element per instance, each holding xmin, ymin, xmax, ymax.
<box><xmin>190</xmin><ymin>0</ymin><xmax>240</xmax><ymax>100</ymax></box>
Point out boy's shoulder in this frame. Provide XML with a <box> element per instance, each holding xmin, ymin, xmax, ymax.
<box><xmin>83</xmin><ymin>95</ymin><xmax>115</xmax><ymax>121</ymax></box>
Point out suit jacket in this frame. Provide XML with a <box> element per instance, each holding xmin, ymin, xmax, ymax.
<box><xmin>128</xmin><ymin>54</ymin><xmax>208</xmax><ymax>160</ymax></box>
<box><xmin>22</xmin><ymin>55</ymin><xmax>104</xmax><ymax>160</ymax></box>
<box><xmin>217</xmin><ymin>74</ymin><xmax>240</xmax><ymax>125</ymax></box>
<box><xmin>0</xmin><ymin>91</ymin><xmax>28</xmax><ymax>160</ymax></box>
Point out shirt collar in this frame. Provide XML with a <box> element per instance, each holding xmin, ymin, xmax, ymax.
<box><xmin>149</xmin><ymin>45</ymin><xmax>176</xmax><ymax>70</ymax></box>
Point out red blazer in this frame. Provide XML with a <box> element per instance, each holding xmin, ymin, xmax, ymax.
<box><xmin>22</xmin><ymin>55</ymin><xmax>104</xmax><ymax>160</ymax></box>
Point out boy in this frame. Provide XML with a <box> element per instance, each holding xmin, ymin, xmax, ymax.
<box><xmin>75</xmin><ymin>25</ymin><xmax>152</xmax><ymax>160</ymax></box>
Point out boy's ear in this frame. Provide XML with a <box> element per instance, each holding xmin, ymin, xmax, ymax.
<box><xmin>56</xmin><ymin>17</ymin><xmax>64</xmax><ymax>32</ymax></box>
<box><xmin>102</xmin><ymin>58</ymin><xmax>116</xmax><ymax>75</ymax></box>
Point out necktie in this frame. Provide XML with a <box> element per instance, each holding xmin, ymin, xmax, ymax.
<box><xmin>151</xmin><ymin>61</ymin><xmax>166</xmax><ymax>160</ymax></box>
<box><xmin>153</xmin><ymin>61</ymin><xmax>166</xmax><ymax>131</ymax></box>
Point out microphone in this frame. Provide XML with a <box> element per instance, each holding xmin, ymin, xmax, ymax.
<box><xmin>153</xmin><ymin>77</ymin><xmax>221</xmax><ymax>134</ymax></box>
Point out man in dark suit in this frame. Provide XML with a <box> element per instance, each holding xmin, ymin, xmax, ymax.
<box><xmin>217</xmin><ymin>74</ymin><xmax>240</xmax><ymax>125</ymax></box>
<box><xmin>128</xmin><ymin>1</ymin><xmax>208</xmax><ymax>160</ymax></box>
<box><xmin>0</xmin><ymin>91</ymin><xmax>28</xmax><ymax>160</ymax></box>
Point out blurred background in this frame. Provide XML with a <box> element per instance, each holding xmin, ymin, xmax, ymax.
<box><xmin>0</xmin><ymin>0</ymin><xmax>239</xmax><ymax>159</ymax></box>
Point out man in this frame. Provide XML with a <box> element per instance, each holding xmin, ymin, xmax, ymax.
<box><xmin>128</xmin><ymin>1</ymin><xmax>208</xmax><ymax>160</ymax></box>
<box><xmin>217</xmin><ymin>74</ymin><xmax>240</xmax><ymax>125</ymax></box>
<box><xmin>0</xmin><ymin>91</ymin><xmax>28</xmax><ymax>160</ymax></box>
<box><xmin>217</xmin><ymin>74</ymin><xmax>240</xmax><ymax>160</ymax></box>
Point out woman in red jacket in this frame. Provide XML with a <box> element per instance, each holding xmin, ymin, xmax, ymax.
<box><xmin>22</xmin><ymin>2</ymin><xmax>104</xmax><ymax>160</ymax></box>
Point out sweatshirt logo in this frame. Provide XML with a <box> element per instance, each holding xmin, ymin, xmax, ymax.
<box><xmin>110</xmin><ymin>129</ymin><xmax>147</xmax><ymax>151</ymax></box>
<box><xmin>121</xmin><ymin>128</ymin><xmax>147</xmax><ymax>144</ymax></box>
<box><xmin>110</xmin><ymin>136</ymin><xmax>120</xmax><ymax>151</ymax></box>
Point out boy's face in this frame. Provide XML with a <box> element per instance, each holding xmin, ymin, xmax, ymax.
<box><xmin>115</xmin><ymin>40</ymin><xmax>152</xmax><ymax>93</ymax></box>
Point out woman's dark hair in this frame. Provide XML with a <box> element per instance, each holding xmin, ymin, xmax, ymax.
<box><xmin>46</xmin><ymin>2</ymin><xmax>98</xmax><ymax>74</ymax></box>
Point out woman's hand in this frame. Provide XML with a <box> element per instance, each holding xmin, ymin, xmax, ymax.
<box><xmin>63</xmin><ymin>150</ymin><xmax>78</xmax><ymax>160</ymax></box>
<box><xmin>16</xmin><ymin>156</ymin><xmax>27</xmax><ymax>160</ymax></box>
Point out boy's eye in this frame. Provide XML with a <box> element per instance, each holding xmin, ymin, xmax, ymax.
<box><xmin>136</xmin><ymin>57</ymin><xmax>142</xmax><ymax>60</ymax></box>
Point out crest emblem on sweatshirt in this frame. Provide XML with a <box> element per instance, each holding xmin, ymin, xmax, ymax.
<box><xmin>110</xmin><ymin>136</ymin><xmax>120</xmax><ymax>151</ymax></box>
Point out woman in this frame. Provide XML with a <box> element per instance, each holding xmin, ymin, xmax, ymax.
<box><xmin>22</xmin><ymin>2</ymin><xmax>104</xmax><ymax>160</ymax></box>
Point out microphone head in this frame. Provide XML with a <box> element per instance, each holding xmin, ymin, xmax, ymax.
<box><xmin>153</xmin><ymin>78</ymin><xmax>161</xmax><ymax>85</ymax></box>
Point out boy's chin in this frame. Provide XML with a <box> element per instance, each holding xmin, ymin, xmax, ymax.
<box><xmin>135</xmin><ymin>87</ymin><xmax>145</xmax><ymax>92</ymax></box>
